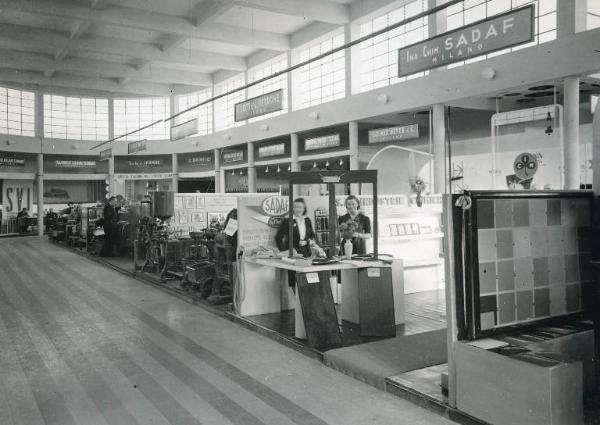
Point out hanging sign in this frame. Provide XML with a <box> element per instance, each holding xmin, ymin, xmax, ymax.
<box><xmin>128</xmin><ymin>139</ymin><xmax>147</xmax><ymax>154</ymax></box>
<box><xmin>305</xmin><ymin>134</ymin><xmax>340</xmax><ymax>151</ymax></box>
<box><xmin>398</xmin><ymin>5</ymin><xmax>534</xmax><ymax>77</ymax></box>
<box><xmin>369</xmin><ymin>124</ymin><xmax>419</xmax><ymax>144</ymax></box>
<box><xmin>223</xmin><ymin>150</ymin><xmax>244</xmax><ymax>164</ymax></box>
<box><xmin>235</xmin><ymin>89</ymin><xmax>283</xmax><ymax>122</ymax></box>
<box><xmin>99</xmin><ymin>148</ymin><xmax>112</xmax><ymax>161</ymax></box>
<box><xmin>170</xmin><ymin>118</ymin><xmax>198</xmax><ymax>141</ymax></box>
<box><xmin>258</xmin><ymin>143</ymin><xmax>285</xmax><ymax>158</ymax></box>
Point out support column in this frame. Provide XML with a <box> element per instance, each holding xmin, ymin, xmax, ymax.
<box><xmin>108</xmin><ymin>156</ymin><xmax>115</xmax><ymax>197</ymax></box>
<box><xmin>593</xmin><ymin>93</ymin><xmax>600</xmax><ymax>191</ymax></box>
<box><xmin>564</xmin><ymin>77</ymin><xmax>580</xmax><ymax>189</ymax></box>
<box><xmin>171</xmin><ymin>153</ymin><xmax>179</xmax><ymax>193</ymax></box>
<box><xmin>214</xmin><ymin>148</ymin><xmax>222</xmax><ymax>193</ymax></box>
<box><xmin>37</xmin><ymin>153</ymin><xmax>44</xmax><ymax>237</ymax></box>
<box><xmin>557</xmin><ymin>0</ymin><xmax>588</xmax><ymax>36</ymax></box>
<box><xmin>291</xmin><ymin>133</ymin><xmax>299</xmax><ymax>198</ymax></box>
<box><xmin>247</xmin><ymin>142</ymin><xmax>256</xmax><ymax>193</ymax></box>
<box><xmin>349</xmin><ymin>121</ymin><xmax>360</xmax><ymax>194</ymax></box>
<box><xmin>432</xmin><ymin>104</ymin><xmax>447</xmax><ymax>194</ymax></box>
<box><xmin>34</xmin><ymin>91</ymin><xmax>44</xmax><ymax>237</ymax></box>
<box><xmin>290</xmin><ymin>133</ymin><xmax>299</xmax><ymax>172</ymax></box>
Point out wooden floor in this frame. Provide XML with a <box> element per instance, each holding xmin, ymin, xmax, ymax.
<box><xmin>0</xmin><ymin>237</ymin><xmax>454</xmax><ymax>425</ymax></box>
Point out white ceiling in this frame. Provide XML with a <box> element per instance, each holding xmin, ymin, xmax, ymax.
<box><xmin>0</xmin><ymin>0</ymin><xmax>389</xmax><ymax>97</ymax></box>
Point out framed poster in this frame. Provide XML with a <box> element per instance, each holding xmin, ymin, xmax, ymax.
<box><xmin>191</xmin><ymin>212</ymin><xmax>205</xmax><ymax>223</ymax></box>
<box><xmin>196</xmin><ymin>196</ymin><xmax>205</xmax><ymax>209</ymax></box>
<box><xmin>184</xmin><ymin>197</ymin><xmax>195</xmax><ymax>209</ymax></box>
<box><xmin>179</xmin><ymin>212</ymin><xmax>188</xmax><ymax>224</ymax></box>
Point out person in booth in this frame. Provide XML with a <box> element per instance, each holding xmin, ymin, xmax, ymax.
<box><xmin>275</xmin><ymin>198</ymin><xmax>315</xmax><ymax>258</ymax></box>
<box><xmin>61</xmin><ymin>202</ymin><xmax>74</xmax><ymax>216</ymax></box>
<box><xmin>338</xmin><ymin>195</ymin><xmax>372</xmax><ymax>256</ymax></box>
<box><xmin>100</xmin><ymin>196</ymin><xmax>119</xmax><ymax>257</ymax></box>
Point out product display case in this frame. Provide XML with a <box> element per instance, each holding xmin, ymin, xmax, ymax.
<box><xmin>336</xmin><ymin>194</ymin><xmax>444</xmax><ymax>293</ymax></box>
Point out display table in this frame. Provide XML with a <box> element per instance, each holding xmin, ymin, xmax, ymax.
<box><xmin>243</xmin><ymin>257</ymin><xmax>398</xmax><ymax>351</ymax></box>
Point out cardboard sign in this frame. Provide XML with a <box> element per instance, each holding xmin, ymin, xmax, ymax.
<box><xmin>224</xmin><ymin>218</ymin><xmax>238</xmax><ymax>236</ymax></box>
<box><xmin>235</xmin><ymin>89</ymin><xmax>283</xmax><ymax>122</ymax></box>
<box><xmin>398</xmin><ymin>5</ymin><xmax>534</xmax><ymax>76</ymax></box>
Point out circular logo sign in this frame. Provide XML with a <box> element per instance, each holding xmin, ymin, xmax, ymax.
<box><xmin>513</xmin><ymin>152</ymin><xmax>538</xmax><ymax>180</ymax></box>
<box><xmin>261</xmin><ymin>195</ymin><xmax>289</xmax><ymax>217</ymax></box>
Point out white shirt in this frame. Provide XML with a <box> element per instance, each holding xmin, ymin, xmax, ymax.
<box><xmin>294</xmin><ymin>216</ymin><xmax>306</xmax><ymax>242</ymax></box>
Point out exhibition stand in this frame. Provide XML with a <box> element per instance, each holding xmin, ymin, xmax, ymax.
<box><xmin>442</xmin><ymin>190</ymin><xmax>598</xmax><ymax>425</ymax></box>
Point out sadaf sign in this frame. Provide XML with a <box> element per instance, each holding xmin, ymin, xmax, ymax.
<box><xmin>261</xmin><ymin>195</ymin><xmax>289</xmax><ymax>217</ymax></box>
<box><xmin>398</xmin><ymin>5</ymin><xmax>534</xmax><ymax>77</ymax></box>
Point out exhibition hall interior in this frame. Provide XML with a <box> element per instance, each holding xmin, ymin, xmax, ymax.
<box><xmin>0</xmin><ymin>0</ymin><xmax>599</xmax><ymax>424</ymax></box>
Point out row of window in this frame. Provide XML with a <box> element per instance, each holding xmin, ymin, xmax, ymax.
<box><xmin>1</xmin><ymin>0</ymin><xmax>569</xmax><ymax>141</ymax></box>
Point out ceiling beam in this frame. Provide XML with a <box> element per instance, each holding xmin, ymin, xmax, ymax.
<box><xmin>0</xmin><ymin>48</ymin><xmax>213</xmax><ymax>87</ymax></box>
<box><xmin>0</xmin><ymin>24</ymin><xmax>247</xmax><ymax>71</ymax></box>
<box><xmin>45</xmin><ymin>0</ymin><xmax>104</xmax><ymax>78</ymax></box>
<box><xmin>232</xmin><ymin>0</ymin><xmax>350</xmax><ymax>25</ymax></box>
<box><xmin>188</xmin><ymin>0</ymin><xmax>236</xmax><ymax>26</ymax></box>
<box><xmin>0</xmin><ymin>0</ymin><xmax>290</xmax><ymax>51</ymax></box>
<box><xmin>0</xmin><ymin>69</ymin><xmax>172</xmax><ymax>96</ymax></box>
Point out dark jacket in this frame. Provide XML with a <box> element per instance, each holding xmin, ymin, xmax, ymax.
<box><xmin>103</xmin><ymin>203</ymin><xmax>118</xmax><ymax>229</ymax></box>
<box><xmin>338</xmin><ymin>212</ymin><xmax>371</xmax><ymax>255</ymax></box>
<box><xmin>275</xmin><ymin>216</ymin><xmax>315</xmax><ymax>257</ymax></box>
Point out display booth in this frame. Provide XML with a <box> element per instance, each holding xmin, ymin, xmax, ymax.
<box><xmin>445</xmin><ymin>190</ymin><xmax>597</xmax><ymax>425</ymax></box>
<box><xmin>237</xmin><ymin>170</ymin><xmax>408</xmax><ymax>351</ymax></box>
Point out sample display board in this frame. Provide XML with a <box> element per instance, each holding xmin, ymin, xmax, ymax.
<box><xmin>173</xmin><ymin>193</ymin><xmax>238</xmax><ymax>234</ymax></box>
<box><xmin>457</xmin><ymin>191</ymin><xmax>594</xmax><ymax>340</ymax></box>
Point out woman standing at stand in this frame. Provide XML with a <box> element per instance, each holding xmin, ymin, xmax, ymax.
<box><xmin>275</xmin><ymin>198</ymin><xmax>315</xmax><ymax>258</ymax></box>
<box><xmin>338</xmin><ymin>195</ymin><xmax>371</xmax><ymax>256</ymax></box>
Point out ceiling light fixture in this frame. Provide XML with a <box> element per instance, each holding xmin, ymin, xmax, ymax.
<box><xmin>277</xmin><ymin>165</ymin><xmax>281</xmax><ymax>173</ymax></box>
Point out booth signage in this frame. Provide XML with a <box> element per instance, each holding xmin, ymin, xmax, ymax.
<box><xmin>0</xmin><ymin>156</ymin><xmax>26</xmax><ymax>168</ymax></box>
<box><xmin>185</xmin><ymin>155</ymin><xmax>212</xmax><ymax>165</ymax></box>
<box><xmin>115</xmin><ymin>173</ymin><xmax>174</xmax><ymax>180</ymax></box>
<box><xmin>305</xmin><ymin>134</ymin><xmax>340</xmax><ymax>151</ymax></box>
<box><xmin>261</xmin><ymin>195</ymin><xmax>289</xmax><ymax>217</ymax></box>
<box><xmin>235</xmin><ymin>89</ymin><xmax>283</xmax><ymax>122</ymax></box>
<box><xmin>3</xmin><ymin>179</ymin><xmax>33</xmax><ymax>214</ymax></box>
<box><xmin>170</xmin><ymin>118</ymin><xmax>198</xmax><ymax>141</ymax></box>
<box><xmin>128</xmin><ymin>139</ymin><xmax>147</xmax><ymax>154</ymax></box>
<box><xmin>258</xmin><ymin>143</ymin><xmax>285</xmax><ymax>158</ymax></box>
<box><xmin>52</xmin><ymin>160</ymin><xmax>97</xmax><ymax>169</ymax></box>
<box><xmin>99</xmin><ymin>148</ymin><xmax>112</xmax><ymax>161</ymax></box>
<box><xmin>368</xmin><ymin>124</ymin><xmax>419</xmax><ymax>144</ymax></box>
<box><xmin>398</xmin><ymin>5</ymin><xmax>534</xmax><ymax>77</ymax></box>
<box><xmin>223</xmin><ymin>150</ymin><xmax>244</xmax><ymax>163</ymax></box>
<box><xmin>125</xmin><ymin>159</ymin><xmax>163</xmax><ymax>168</ymax></box>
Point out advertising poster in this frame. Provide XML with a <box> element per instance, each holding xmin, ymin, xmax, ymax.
<box><xmin>237</xmin><ymin>194</ymin><xmax>287</xmax><ymax>252</ymax></box>
<box><xmin>2</xmin><ymin>179</ymin><xmax>34</xmax><ymax>218</ymax></box>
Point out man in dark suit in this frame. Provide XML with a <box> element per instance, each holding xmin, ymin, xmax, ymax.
<box><xmin>99</xmin><ymin>196</ymin><xmax>119</xmax><ymax>257</ymax></box>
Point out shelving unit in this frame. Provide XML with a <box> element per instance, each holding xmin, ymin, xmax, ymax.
<box><xmin>314</xmin><ymin>207</ymin><xmax>330</xmax><ymax>255</ymax></box>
